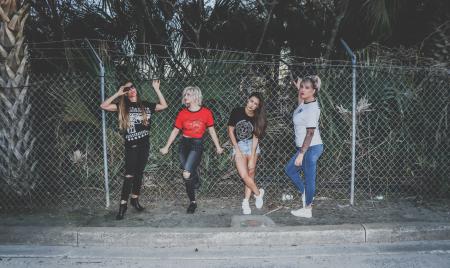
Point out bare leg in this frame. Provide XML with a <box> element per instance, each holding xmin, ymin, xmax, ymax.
<box><xmin>234</xmin><ymin>155</ymin><xmax>260</xmax><ymax>196</ymax></box>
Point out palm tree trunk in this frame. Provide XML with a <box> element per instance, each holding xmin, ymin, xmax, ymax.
<box><xmin>0</xmin><ymin>1</ymin><xmax>36</xmax><ymax>197</ymax></box>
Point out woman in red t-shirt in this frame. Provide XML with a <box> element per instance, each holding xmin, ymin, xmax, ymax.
<box><xmin>160</xmin><ymin>86</ymin><xmax>223</xmax><ymax>213</ymax></box>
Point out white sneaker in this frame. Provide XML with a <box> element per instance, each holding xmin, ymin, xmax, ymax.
<box><xmin>254</xmin><ymin>188</ymin><xmax>264</xmax><ymax>209</ymax></box>
<box><xmin>290</xmin><ymin>207</ymin><xmax>312</xmax><ymax>218</ymax></box>
<box><xmin>242</xmin><ymin>199</ymin><xmax>251</xmax><ymax>215</ymax></box>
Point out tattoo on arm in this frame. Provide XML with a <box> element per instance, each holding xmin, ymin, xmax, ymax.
<box><xmin>300</xmin><ymin>128</ymin><xmax>315</xmax><ymax>153</ymax></box>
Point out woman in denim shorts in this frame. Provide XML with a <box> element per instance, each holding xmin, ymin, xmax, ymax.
<box><xmin>227</xmin><ymin>92</ymin><xmax>267</xmax><ymax>215</ymax></box>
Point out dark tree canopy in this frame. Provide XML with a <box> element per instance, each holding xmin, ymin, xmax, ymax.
<box><xmin>25</xmin><ymin>0</ymin><xmax>449</xmax><ymax>70</ymax></box>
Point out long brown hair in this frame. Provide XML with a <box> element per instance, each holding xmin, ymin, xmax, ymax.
<box><xmin>248</xmin><ymin>92</ymin><xmax>267</xmax><ymax>138</ymax></box>
<box><xmin>117</xmin><ymin>83</ymin><xmax>148</xmax><ymax>130</ymax></box>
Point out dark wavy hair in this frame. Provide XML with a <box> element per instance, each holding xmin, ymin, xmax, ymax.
<box><xmin>248</xmin><ymin>92</ymin><xmax>267</xmax><ymax>138</ymax></box>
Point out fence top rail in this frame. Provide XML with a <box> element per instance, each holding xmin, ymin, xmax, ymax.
<box><xmin>25</xmin><ymin>39</ymin><xmax>448</xmax><ymax>72</ymax></box>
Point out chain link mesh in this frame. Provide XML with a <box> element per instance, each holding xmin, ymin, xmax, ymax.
<box><xmin>1</xmin><ymin>56</ymin><xmax>448</xmax><ymax>210</ymax></box>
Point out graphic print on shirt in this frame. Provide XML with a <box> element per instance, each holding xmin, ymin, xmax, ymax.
<box><xmin>235</xmin><ymin>119</ymin><xmax>254</xmax><ymax>141</ymax></box>
<box><xmin>125</xmin><ymin>106</ymin><xmax>151</xmax><ymax>141</ymax></box>
<box><xmin>185</xmin><ymin>120</ymin><xmax>204</xmax><ymax>135</ymax></box>
<box><xmin>174</xmin><ymin>107</ymin><xmax>214</xmax><ymax>138</ymax></box>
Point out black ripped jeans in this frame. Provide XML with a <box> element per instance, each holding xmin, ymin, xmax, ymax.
<box><xmin>120</xmin><ymin>141</ymin><xmax>149</xmax><ymax>201</ymax></box>
<box><xmin>179</xmin><ymin>136</ymin><xmax>203</xmax><ymax>202</ymax></box>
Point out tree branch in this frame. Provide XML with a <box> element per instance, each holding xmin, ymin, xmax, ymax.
<box><xmin>324</xmin><ymin>0</ymin><xmax>349</xmax><ymax>59</ymax></box>
<box><xmin>255</xmin><ymin>0</ymin><xmax>277</xmax><ymax>54</ymax></box>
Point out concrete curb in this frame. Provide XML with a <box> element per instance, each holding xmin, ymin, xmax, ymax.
<box><xmin>0</xmin><ymin>222</ymin><xmax>449</xmax><ymax>247</ymax></box>
<box><xmin>0</xmin><ymin>226</ymin><xmax>78</xmax><ymax>246</ymax></box>
<box><xmin>363</xmin><ymin>222</ymin><xmax>450</xmax><ymax>243</ymax></box>
<box><xmin>77</xmin><ymin>224</ymin><xmax>365</xmax><ymax>247</ymax></box>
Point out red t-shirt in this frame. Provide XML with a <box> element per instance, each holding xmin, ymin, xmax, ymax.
<box><xmin>174</xmin><ymin>107</ymin><xmax>214</xmax><ymax>138</ymax></box>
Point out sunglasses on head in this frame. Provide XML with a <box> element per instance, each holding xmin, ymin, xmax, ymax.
<box><xmin>123</xmin><ymin>84</ymin><xmax>135</xmax><ymax>92</ymax></box>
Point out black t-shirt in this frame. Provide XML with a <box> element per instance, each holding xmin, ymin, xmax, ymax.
<box><xmin>118</xmin><ymin>101</ymin><xmax>156</xmax><ymax>146</ymax></box>
<box><xmin>227</xmin><ymin>107</ymin><xmax>255</xmax><ymax>142</ymax></box>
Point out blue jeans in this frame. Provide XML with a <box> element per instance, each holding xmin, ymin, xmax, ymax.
<box><xmin>285</xmin><ymin>144</ymin><xmax>323</xmax><ymax>206</ymax></box>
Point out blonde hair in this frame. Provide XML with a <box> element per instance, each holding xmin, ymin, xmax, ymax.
<box><xmin>301</xmin><ymin>75</ymin><xmax>321</xmax><ymax>97</ymax></box>
<box><xmin>182</xmin><ymin>86</ymin><xmax>203</xmax><ymax>106</ymax></box>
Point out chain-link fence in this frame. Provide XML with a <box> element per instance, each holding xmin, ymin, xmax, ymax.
<box><xmin>1</xmin><ymin>51</ymin><xmax>448</xmax><ymax>210</ymax></box>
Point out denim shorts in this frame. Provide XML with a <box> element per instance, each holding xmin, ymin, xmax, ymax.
<box><xmin>232</xmin><ymin>139</ymin><xmax>261</xmax><ymax>156</ymax></box>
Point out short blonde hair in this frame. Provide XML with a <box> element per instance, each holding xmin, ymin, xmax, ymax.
<box><xmin>182</xmin><ymin>86</ymin><xmax>203</xmax><ymax>106</ymax></box>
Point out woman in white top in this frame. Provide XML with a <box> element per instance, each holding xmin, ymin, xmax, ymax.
<box><xmin>285</xmin><ymin>75</ymin><xmax>324</xmax><ymax>218</ymax></box>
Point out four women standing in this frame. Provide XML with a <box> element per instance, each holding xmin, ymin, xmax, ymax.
<box><xmin>101</xmin><ymin>75</ymin><xmax>323</xmax><ymax>219</ymax></box>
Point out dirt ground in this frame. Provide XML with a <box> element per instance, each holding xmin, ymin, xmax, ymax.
<box><xmin>1</xmin><ymin>197</ymin><xmax>449</xmax><ymax>228</ymax></box>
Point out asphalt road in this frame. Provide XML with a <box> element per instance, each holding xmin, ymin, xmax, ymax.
<box><xmin>1</xmin><ymin>240</ymin><xmax>449</xmax><ymax>267</ymax></box>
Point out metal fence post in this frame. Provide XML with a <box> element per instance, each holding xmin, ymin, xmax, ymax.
<box><xmin>85</xmin><ymin>39</ymin><xmax>110</xmax><ymax>208</ymax></box>
<box><xmin>340</xmin><ymin>39</ymin><xmax>357</xmax><ymax>205</ymax></box>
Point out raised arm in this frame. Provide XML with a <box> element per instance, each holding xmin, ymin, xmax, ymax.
<box><xmin>152</xmin><ymin>80</ymin><xmax>168</xmax><ymax>111</ymax></box>
<box><xmin>100</xmin><ymin>85</ymin><xmax>127</xmax><ymax>112</ymax></box>
<box><xmin>293</xmin><ymin>77</ymin><xmax>304</xmax><ymax>105</ymax></box>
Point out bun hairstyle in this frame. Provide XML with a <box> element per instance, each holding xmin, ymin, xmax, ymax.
<box><xmin>302</xmin><ymin>75</ymin><xmax>321</xmax><ymax>97</ymax></box>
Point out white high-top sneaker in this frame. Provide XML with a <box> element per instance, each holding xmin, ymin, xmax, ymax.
<box><xmin>242</xmin><ymin>199</ymin><xmax>251</xmax><ymax>215</ymax></box>
<box><xmin>254</xmin><ymin>188</ymin><xmax>265</xmax><ymax>209</ymax></box>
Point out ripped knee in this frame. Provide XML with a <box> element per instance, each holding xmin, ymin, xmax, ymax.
<box><xmin>182</xmin><ymin>170</ymin><xmax>191</xmax><ymax>181</ymax></box>
<box><xmin>125</xmin><ymin>174</ymin><xmax>134</xmax><ymax>179</ymax></box>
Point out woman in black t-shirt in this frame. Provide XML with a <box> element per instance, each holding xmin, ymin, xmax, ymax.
<box><xmin>227</xmin><ymin>92</ymin><xmax>267</xmax><ymax>215</ymax></box>
<box><xmin>101</xmin><ymin>80</ymin><xmax>168</xmax><ymax>220</ymax></box>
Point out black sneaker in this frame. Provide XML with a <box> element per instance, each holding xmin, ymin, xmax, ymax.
<box><xmin>187</xmin><ymin>202</ymin><xmax>197</xmax><ymax>214</ymax></box>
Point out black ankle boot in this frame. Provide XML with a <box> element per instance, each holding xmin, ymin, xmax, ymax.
<box><xmin>130</xmin><ymin>197</ymin><xmax>145</xmax><ymax>212</ymax></box>
<box><xmin>116</xmin><ymin>203</ymin><xmax>127</xmax><ymax>220</ymax></box>
<box><xmin>187</xmin><ymin>201</ymin><xmax>197</xmax><ymax>214</ymax></box>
